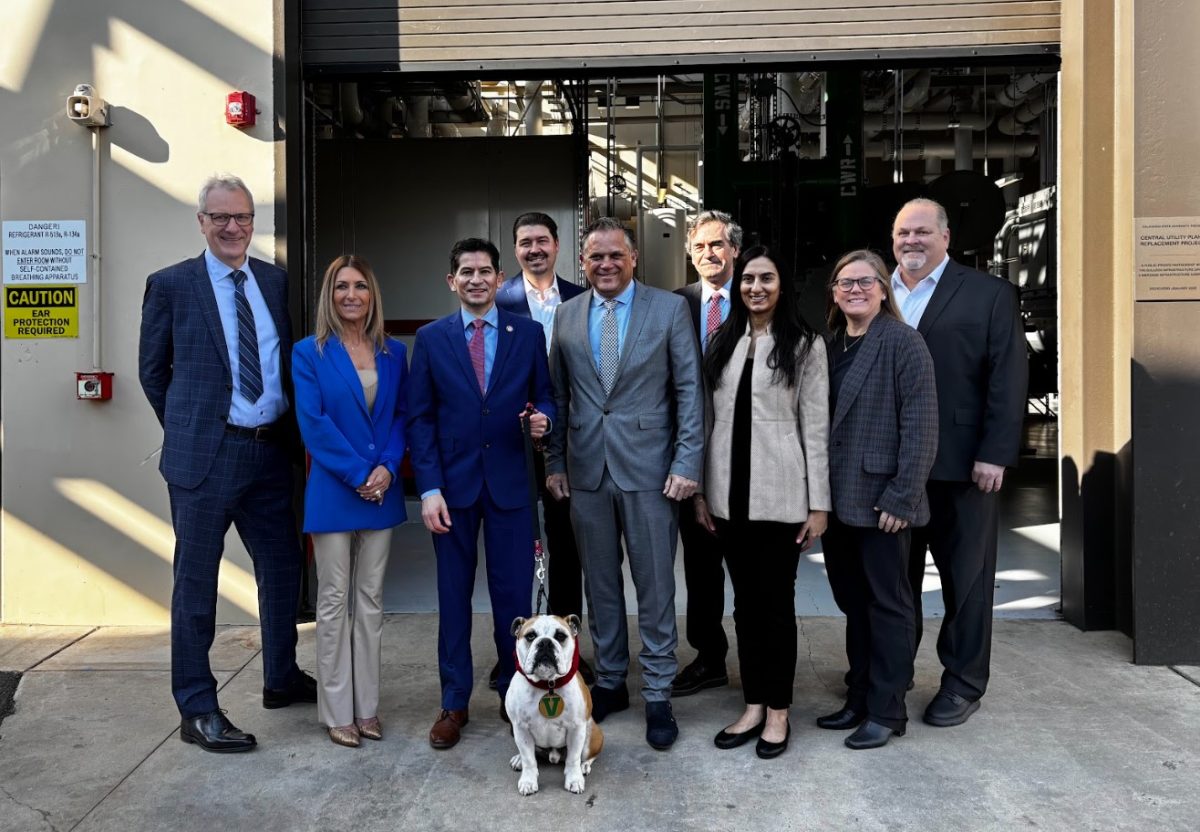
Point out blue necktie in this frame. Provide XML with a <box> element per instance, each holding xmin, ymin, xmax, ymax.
<box><xmin>231</xmin><ymin>270</ymin><xmax>263</xmax><ymax>403</ymax></box>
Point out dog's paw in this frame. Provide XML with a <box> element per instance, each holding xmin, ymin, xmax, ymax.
<box><xmin>581</xmin><ymin>759</ymin><xmax>593</xmax><ymax>775</ymax></box>
<box><xmin>509</xmin><ymin>753</ymin><xmax>523</xmax><ymax>771</ymax></box>
<box><xmin>547</xmin><ymin>748</ymin><xmax>562</xmax><ymax>764</ymax></box>
<box><xmin>517</xmin><ymin>774</ymin><xmax>539</xmax><ymax>796</ymax></box>
<box><xmin>564</xmin><ymin>773</ymin><xmax>585</xmax><ymax>794</ymax></box>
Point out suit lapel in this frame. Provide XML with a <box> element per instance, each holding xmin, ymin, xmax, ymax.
<box><xmin>371</xmin><ymin>346</ymin><xmax>390</xmax><ymax>421</ymax></box>
<box><xmin>502</xmin><ymin>277</ymin><xmax>532</xmax><ymax>317</ymax></box>
<box><xmin>917</xmin><ymin>262</ymin><xmax>965</xmax><ymax>335</ymax></box>
<box><xmin>831</xmin><ymin>318</ymin><xmax>885</xmax><ymax>430</ymax></box>
<box><xmin>445</xmin><ymin>313</ymin><xmax>484</xmax><ymax>400</ymax></box>
<box><xmin>487</xmin><ymin>310</ymin><xmax>516</xmax><ymax>399</ymax></box>
<box><xmin>684</xmin><ymin>282</ymin><xmax>703</xmax><ymax>338</ymax></box>
<box><xmin>330</xmin><ymin>339</ymin><xmax>370</xmax><ymax>419</ymax></box>
<box><xmin>190</xmin><ymin>255</ymin><xmax>232</xmax><ymax>377</ymax></box>
<box><xmin>611</xmin><ymin>284</ymin><xmax>650</xmax><ymax>393</ymax></box>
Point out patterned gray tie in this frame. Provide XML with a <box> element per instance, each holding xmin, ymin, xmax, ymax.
<box><xmin>599</xmin><ymin>298</ymin><xmax>620</xmax><ymax>394</ymax></box>
<box><xmin>231</xmin><ymin>270</ymin><xmax>264</xmax><ymax>403</ymax></box>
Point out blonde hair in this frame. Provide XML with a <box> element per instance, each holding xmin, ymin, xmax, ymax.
<box><xmin>825</xmin><ymin>249</ymin><xmax>904</xmax><ymax>332</ymax></box>
<box><xmin>314</xmin><ymin>255</ymin><xmax>388</xmax><ymax>355</ymax></box>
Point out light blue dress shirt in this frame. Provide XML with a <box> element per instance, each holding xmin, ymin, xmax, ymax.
<box><xmin>461</xmin><ymin>305</ymin><xmax>499</xmax><ymax>390</ymax></box>
<box><xmin>204</xmin><ymin>248</ymin><xmax>287</xmax><ymax>427</ymax></box>
<box><xmin>891</xmin><ymin>255</ymin><xmax>950</xmax><ymax>329</ymax></box>
<box><xmin>699</xmin><ymin>278</ymin><xmax>732</xmax><ymax>353</ymax></box>
<box><xmin>589</xmin><ymin>280</ymin><xmax>637</xmax><ymax>373</ymax></box>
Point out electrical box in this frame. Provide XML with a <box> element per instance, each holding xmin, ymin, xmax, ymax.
<box><xmin>76</xmin><ymin>371</ymin><xmax>113</xmax><ymax>401</ymax></box>
<box><xmin>226</xmin><ymin>91</ymin><xmax>256</xmax><ymax>128</ymax></box>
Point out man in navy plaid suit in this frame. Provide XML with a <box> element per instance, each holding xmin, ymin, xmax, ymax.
<box><xmin>139</xmin><ymin>174</ymin><xmax>315</xmax><ymax>753</ymax></box>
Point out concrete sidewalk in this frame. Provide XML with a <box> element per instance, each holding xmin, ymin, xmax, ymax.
<box><xmin>1</xmin><ymin>617</ymin><xmax>1198</xmax><ymax>832</ymax></box>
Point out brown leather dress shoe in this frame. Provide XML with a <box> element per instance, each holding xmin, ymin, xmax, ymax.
<box><xmin>328</xmin><ymin>725</ymin><xmax>360</xmax><ymax>748</ymax></box>
<box><xmin>429</xmin><ymin>708</ymin><xmax>469</xmax><ymax>749</ymax></box>
<box><xmin>356</xmin><ymin>717</ymin><xmax>383</xmax><ymax>741</ymax></box>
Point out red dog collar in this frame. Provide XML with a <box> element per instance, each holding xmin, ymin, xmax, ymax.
<box><xmin>513</xmin><ymin>637</ymin><xmax>580</xmax><ymax>691</ymax></box>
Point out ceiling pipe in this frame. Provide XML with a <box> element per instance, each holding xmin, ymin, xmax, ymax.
<box><xmin>998</xmin><ymin>92</ymin><xmax>1047</xmax><ymax>136</ymax></box>
<box><xmin>868</xmin><ymin>137</ymin><xmax>1038</xmax><ymax>161</ymax></box>
<box><xmin>864</xmin><ymin>111</ymin><xmax>992</xmax><ymax>133</ymax></box>
<box><xmin>994</xmin><ymin>72</ymin><xmax>1056</xmax><ymax>108</ymax></box>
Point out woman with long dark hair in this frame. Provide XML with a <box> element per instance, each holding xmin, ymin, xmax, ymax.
<box><xmin>695</xmin><ymin>245</ymin><xmax>831</xmax><ymax>759</ymax></box>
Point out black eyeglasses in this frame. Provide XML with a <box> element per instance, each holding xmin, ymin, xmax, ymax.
<box><xmin>202</xmin><ymin>212</ymin><xmax>255</xmax><ymax>227</ymax></box>
<box><xmin>833</xmin><ymin>277</ymin><xmax>880</xmax><ymax>292</ymax></box>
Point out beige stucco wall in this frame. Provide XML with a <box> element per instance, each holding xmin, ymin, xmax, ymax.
<box><xmin>1</xmin><ymin>0</ymin><xmax>280</xmax><ymax>624</ymax></box>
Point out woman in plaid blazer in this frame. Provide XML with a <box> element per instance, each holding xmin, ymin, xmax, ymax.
<box><xmin>818</xmin><ymin>249</ymin><xmax>938</xmax><ymax>750</ymax></box>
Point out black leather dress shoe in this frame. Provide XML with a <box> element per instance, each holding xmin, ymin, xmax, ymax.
<box><xmin>845</xmin><ymin>719</ymin><xmax>904</xmax><ymax>750</ymax></box>
<box><xmin>816</xmin><ymin>705</ymin><xmax>867</xmax><ymax>730</ymax></box>
<box><xmin>590</xmin><ymin>684</ymin><xmax>629</xmax><ymax>723</ymax></box>
<box><xmin>645</xmin><ymin>701</ymin><xmax>678</xmax><ymax>750</ymax></box>
<box><xmin>923</xmin><ymin>689</ymin><xmax>980</xmax><ymax>727</ymax></box>
<box><xmin>262</xmin><ymin>670</ymin><xmax>318</xmax><ymax>709</ymax></box>
<box><xmin>672</xmin><ymin>659</ymin><xmax>729</xmax><ymax>697</ymax></box>
<box><xmin>180</xmin><ymin>710</ymin><xmax>256</xmax><ymax>753</ymax></box>
<box><xmin>755</xmin><ymin>721</ymin><xmax>790</xmax><ymax>759</ymax></box>
<box><xmin>714</xmin><ymin>719</ymin><xmax>765</xmax><ymax>749</ymax></box>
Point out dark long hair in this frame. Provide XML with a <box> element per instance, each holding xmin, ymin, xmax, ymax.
<box><xmin>703</xmin><ymin>245</ymin><xmax>817</xmax><ymax>391</ymax></box>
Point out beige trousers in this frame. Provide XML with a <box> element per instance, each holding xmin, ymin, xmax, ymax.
<box><xmin>312</xmin><ymin>528</ymin><xmax>392</xmax><ymax>728</ymax></box>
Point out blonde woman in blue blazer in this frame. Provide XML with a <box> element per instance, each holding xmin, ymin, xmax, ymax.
<box><xmin>293</xmin><ymin>255</ymin><xmax>408</xmax><ymax>748</ymax></box>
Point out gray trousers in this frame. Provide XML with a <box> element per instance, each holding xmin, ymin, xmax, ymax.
<box><xmin>312</xmin><ymin>528</ymin><xmax>392</xmax><ymax>728</ymax></box>
<box><xmin>570</xmin><ymin>469</ymin><xmax>679</xmax><ymax>702</ymax></box>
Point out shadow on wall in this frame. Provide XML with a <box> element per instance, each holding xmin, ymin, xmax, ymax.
<box><xmin>108</xmin><ymin>105</ymin><xmax>169</xmax><ymax>163</ymax></box>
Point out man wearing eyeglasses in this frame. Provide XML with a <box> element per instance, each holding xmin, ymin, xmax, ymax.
<box><xmin>890</xmin><ymin>197</ymin><xmax>1027</xmax><ymax>728</ymax></box>
<box><xmin>139</xmin><ymin>174</ymin><xmax>315</xmax><ymax>754</ymax></box>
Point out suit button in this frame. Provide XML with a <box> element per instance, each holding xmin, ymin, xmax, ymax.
<box><xmin>834</xmin><ymin>441</ymin><xmax>842</xmax><ymax>447</ymax></box>
<box><xmin>482</xmin><ymin>408</ymin><xmax>490</xmax><ymax>415</ymax></box>
<box><xmin>603</xmin><ymin>409</ymin><xmax>611</xmax><ymax>415</ymax></box>
<box><xmin>484</xmin><ymin>443</ymin><xmax>491</xmax><ymax>449</ymax></box>
<box><xmin>225</xmin><ymin>383</ymin><xmax>232</xmax><ymax>391</ymax></box>
<box><xmin>368</xmin><ymin>443</ymin><xmax>375</xmax><ymax>450</ymax></box>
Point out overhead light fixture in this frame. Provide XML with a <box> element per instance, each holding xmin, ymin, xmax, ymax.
<box><xmin>995</xmin><ymin>172</ymin><xmax>1024</xmax><ymax>188</ymax></box>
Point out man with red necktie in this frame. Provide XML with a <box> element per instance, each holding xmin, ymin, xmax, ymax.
<box><xmin>408</xmin><ymin>237</ymin><xmax>556</xmax><ymax>750</ymax></box>
<box><xmin>672</xmin><ymin>210</ymin><xmax>743</xmax><ymax>697</ymax></box>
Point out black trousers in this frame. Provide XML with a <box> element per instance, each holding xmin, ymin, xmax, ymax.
<box><xmin>679</xmin><ymin>500</ymin><xmax>729</xmax><ymax>666</ymax></box>
<box><xmin>714</xmin><ymin>517</ymin><xmax>800</xmax><ymax>710</ymax></box>
<box><xmin>535</xmin><ymin>452</ymin><xmax>584</xmax><ymax>620</ymax></box>
<box><xmin>908</xmin><ymin>480</ymin><xmax>1000</xmax><ymax>701</ymax></box>
<box><xmin>824</xmin><ymin>517</ymin><xmax>915</xmax><ymax>730</ymax></box>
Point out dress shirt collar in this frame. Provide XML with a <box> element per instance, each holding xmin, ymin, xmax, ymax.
<box><xmin>700</xmin><ymin>277</ymin><xmax>733</xmax><ymax>305</ymax></box>
<box><xmin>591</xmin><ymin>280</ymin><xmax>637</xmax><ymax>309</ymax></box>
<box><xmin>203</xmin><ymin>247</ymin><xmax>253</xmax><ymax>284</ymax></box>
<box><xmin>523</xmin><ymin>274</ymin><xmax>560</xmax><ymax>303</ymax></box>
<box><xmin>891</xmin><ymin>254</ymin><xmax>950</xmax><ymax>294</ymax></box>
<box><xmin>460</xmin><ymin>304</ymin><xmax>499</xmax><ymax>331</ymax></box>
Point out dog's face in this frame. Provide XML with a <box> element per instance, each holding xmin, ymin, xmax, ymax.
<box><xmin>511</xmin><ymin>614</ymin><xmax>580</xmax><ymax>682</ymax></box>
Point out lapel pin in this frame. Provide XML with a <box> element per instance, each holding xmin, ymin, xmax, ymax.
<box><xmin>505</xmin><ymin>325</ymin><xmax>513</xmax><ymax>332</ymax></box>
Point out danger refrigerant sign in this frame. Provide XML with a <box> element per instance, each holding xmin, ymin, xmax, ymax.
<box><xmin>4</xmin><ymin>285</ymin><xmax>79</xmax><ymax>339</ymax></box>
<box><xmin>3</xmin><ymin>220</ymin><xmax>88</xmax><ymax>284</ymax></box>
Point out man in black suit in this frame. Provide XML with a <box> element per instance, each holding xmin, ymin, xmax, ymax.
<box><xmin>494</xmin><ymin>211</ymin><xmax>593</xmax><ymax>685</ymax></box>
<box><xmin>671</xmin><ymin>209</ymin><xmax>742</xmax><ymax>696</ymax></box>
<box><xmin>890</xmin><ymin>198</ymin><xmax>1028</xmax><ymax>727</ymax></box>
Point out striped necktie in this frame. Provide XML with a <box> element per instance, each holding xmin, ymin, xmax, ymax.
<box><xmin>231</xmin><ymin>270</ymin><xmax>263</xmax><ymax>403</ymax></box>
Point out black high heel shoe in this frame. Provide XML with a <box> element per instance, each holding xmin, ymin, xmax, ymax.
<box><xmin>755</xmin><ymin>720</ymin><xmax>791</xmax><ymax>759</ymax></box>
<box><xmin>714</xmin><ymin>719</ymin><xmax>765</xmax><ymax>749</ymax></box>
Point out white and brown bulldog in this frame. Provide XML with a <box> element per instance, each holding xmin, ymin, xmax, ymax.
<box><xmin>505</xmin><ymin>614</ymin><xmax>603</xmax><ymax>795</ymax></box>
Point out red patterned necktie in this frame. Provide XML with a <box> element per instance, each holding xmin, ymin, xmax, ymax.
<box><xmin>469</xmin><ymin>318</ymin><xmax>487</xmax><ymax>393</ymax></box>
<box><xmin>705</xmin><ymin>292</ymin><xmax>723</xmax><ymax>347</ymax></box>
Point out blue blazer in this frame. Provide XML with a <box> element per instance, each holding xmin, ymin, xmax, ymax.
<box><xmin>139</xmin><ymin>253</ymin><xmax>296</xmax><ymax>489</ymax></box>
<box><xmin>495</xmin><ymin>273</ymin><xmax>586</xmax><ymax>318</ymax></box>
<box><xmin>407</xmin><ymin>308</ymin><xmax>555</xmax><ymax>511</ymax></box>
<box><xmin>292</xmin><ymin>336</ymin><xmax>409</xmax><ymax>533</ymax></box>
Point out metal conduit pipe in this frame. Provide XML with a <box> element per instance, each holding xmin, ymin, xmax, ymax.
<box><xmin>868</xmin><ymin>137</ymin><xmax>1038</xmax><ymax>161</ymax></box>
<box><xmin>863</xmin><ymin>69</ymin><xmax>932</xmax><ymax>112</ymax></box>
<box><xmin>864</xmin><ymin>111</ymin><xmax>993</xmax><ymax>132</ymax></box>
<box><xmin>522</xmin><ymin>80</ymin><xmax>543</xmax><ymax>136</ymax></box>
<box><xmin>994</xmin><ymin>71</ymin><xmax>1056</xmax><ymax>108</ymax></box>
<box><xmin>998</xmin><ymin>93</ymin><xmax>1048</xmax><ymax>136</ymax></box>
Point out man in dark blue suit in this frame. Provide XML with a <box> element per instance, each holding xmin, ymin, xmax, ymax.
<box><xmin>408</xmin><ymin>237</ymin><xmax>555</xmax><ymax>750</ymax></box>
<box><xmin>494</xmin><ymin>212</ymin><xmax>593</xmax><ymax>686</ymax></box>
<box><xmin>138</xmin><ymin>174</ymin><xmax>315</xmax><ymax>754</ymax></box>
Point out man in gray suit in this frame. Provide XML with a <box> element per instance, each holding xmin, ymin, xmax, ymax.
<box><xmin>545</xmin><ymin>217</ymin><xmax>704</xmax><ymax>750</ymax></box>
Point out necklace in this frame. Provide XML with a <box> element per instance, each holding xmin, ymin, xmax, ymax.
<box><xmin>843</xmin><ymin>330</ymin><xmax>865</xmax><ymax>352</ymax></box>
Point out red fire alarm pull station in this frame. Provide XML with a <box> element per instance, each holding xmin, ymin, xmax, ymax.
<box><xmin>226</xmin><ymin>91</ymin><xmax>256</xmax><ymax>128</ymax></box>
<box><xmin>77</xmin><ymin>371</ymin><xmax>114</xmax><ymax>401</ymax></box>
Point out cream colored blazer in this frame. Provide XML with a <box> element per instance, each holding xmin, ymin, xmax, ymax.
<box><xmin>703</xmin><ymin>328</ymin><xmax>831</xmax><ymax>523</ymax></box>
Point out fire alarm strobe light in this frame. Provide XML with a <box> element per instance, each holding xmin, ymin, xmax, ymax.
<box><xmin>77</xmin><ymin>371</ymin><xmax>114</xmax><ymax>401</ymax></box>
<box><xmin>226</xmin><ymin>91</ymin><xmax>256</xmax><ymax>128</ymax></box>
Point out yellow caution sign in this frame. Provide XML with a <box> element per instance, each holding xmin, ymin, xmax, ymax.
<box><xmin>4</xmin><ymin>285</ymin><xmax>79</xmax><ymax>338</ymax></box>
